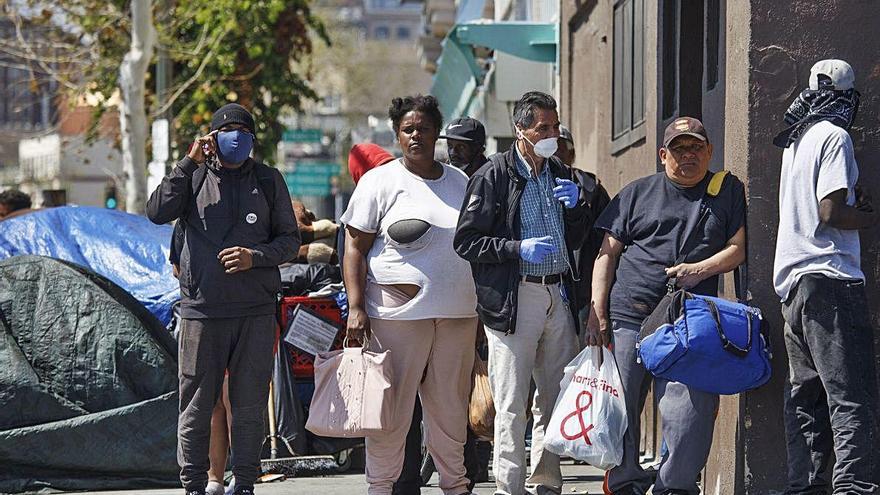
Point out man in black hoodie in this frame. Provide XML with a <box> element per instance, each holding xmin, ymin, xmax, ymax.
<box><xmin>147</xmin><ymin>103</ymin><xmax>300</xmax><ymax>495</ymax></box>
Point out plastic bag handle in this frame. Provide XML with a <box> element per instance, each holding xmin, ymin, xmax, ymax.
<box><xmin>593</xmin><ymin>346</ymin><xmax>604</xmax><ymax>369</ymax></box>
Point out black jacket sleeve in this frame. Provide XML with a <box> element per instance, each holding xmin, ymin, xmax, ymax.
<box><xmin>454</xmin><ymin>170</ymin><xmax>521</xmax><ymax>264</ymax></box>
<box><xmin>146</xmin><ymin>156</ymin><xmax>199</xmax><ymax>225</ymax></box>
<box><xmin>250</xmin><ymin>168</ymin><xmax>301</xmax><ymax>267</ymax></box>
<box><xmin>562</xmin><ymin>172</ymin><xmax>592</xmax><ymax>252</ymax></box>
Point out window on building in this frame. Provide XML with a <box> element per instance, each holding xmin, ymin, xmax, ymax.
<box><xmin>612</xmin><ymin>0</ymin><xmax>645</xmax><ymax>150</ymax></box>
<box><xmin>662</xmin><ymin>0</ymin><xmax>718</xmax><ymax>120</ymax></box>
<box><xmin>396</xmin><ymin>25</ymin><xmax>411</xmax><ymax>40</ymax></box>
<box><xmin>706</xmin><ymin>0</ymin><xmax>720</xmax><ymax>91</ymax></box>
<box><xmin>677</xmin><ymin>0</ymin><xmax>704</xmax><ymax>118</ymax></box>
<box><xmin>661</xmin><ymin>1</ymin><xmax>677</xmax><ymax>119</ymax></box>
<box><xmin>374</xmin><ymin>25</ymin><xmax>390</xmax><ymax>39</ymax></box>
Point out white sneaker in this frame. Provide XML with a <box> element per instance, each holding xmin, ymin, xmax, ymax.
<box><xmin>206</xmin><ymin>481</ymin><xmax>224</xmax><ymax>495</ymax></box>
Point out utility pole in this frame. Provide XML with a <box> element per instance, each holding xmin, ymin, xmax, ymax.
<box><xmin>148</xmin><ymin>7</ymin><xmax>171</xmax><ymax>196</ymax></box>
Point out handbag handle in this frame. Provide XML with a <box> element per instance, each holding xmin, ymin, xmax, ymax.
<box><xmin>703</xmin><ymin>299</ymin><xmax>752</xmax><ymax>358</ymax></box>
<box><xmin>343</xmin><ymin>334</ymin><xmax>370</xmax><ymax>349</ymax></box>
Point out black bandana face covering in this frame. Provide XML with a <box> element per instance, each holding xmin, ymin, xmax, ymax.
<box><xmin>773</xmin><ymin>87</ymin><xmax>860</xmax><ymax>148</ymax></box>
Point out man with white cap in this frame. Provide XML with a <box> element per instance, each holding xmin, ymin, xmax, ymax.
<box><xmin>773</xmin><ymin>59</ymin><xmax>879</xmax><ymax>494</ymax></box>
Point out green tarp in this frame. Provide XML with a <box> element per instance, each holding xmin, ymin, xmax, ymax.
<box><xmin>0</xmin><ymin>256</ymin><xmax>179</xmax><ymax>493</ymax></box>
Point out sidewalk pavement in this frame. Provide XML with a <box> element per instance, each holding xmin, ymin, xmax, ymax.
<box><xmin>77</xmin><ymin>460</ymin><xmax>607</xmax><ymax>495</ymax></box>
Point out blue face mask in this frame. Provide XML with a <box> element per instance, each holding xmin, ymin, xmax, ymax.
<box><xmin>216</xmin><ymin>129</ymin><xmax>254</xmax><ymax>164</ymax></box>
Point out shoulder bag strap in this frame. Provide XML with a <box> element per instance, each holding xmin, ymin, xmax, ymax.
<box><xmin>666</xmin><ymin>170</ymin><xmax>729</xmax><ymax>292</ymax></box>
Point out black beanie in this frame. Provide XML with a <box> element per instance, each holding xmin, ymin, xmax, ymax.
<box><xmin>210</xmin><ymin>103</ymin><xmax>255</xmax><ymax>133</ymax></box>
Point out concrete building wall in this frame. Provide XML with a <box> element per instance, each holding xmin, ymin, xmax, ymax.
<box><xmin>559</xmin><ymin>0</ymin><xmax>663</xmax><ymax>466</ymax></box>
<box><xmin>561</xmin><ymin>1</ymin><xmax>880</xmax><ymax>493</ymax></box>
<box><xmin>19</xmin><ymin>133</ymin><xmax>122</xmax><ymax>208</ymax></box>
<box><xmin>735</xmin><ymin>1</ymin><xmax>880</xmax><ymax>493</ymax></box>
<box><xmin>560</xmin><ymin>0</ymin><xmax>657</xmax><ymax>193</ymax></box>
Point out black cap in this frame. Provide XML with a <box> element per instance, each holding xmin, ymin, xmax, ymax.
<box><xmin>662</xmin><ymin>116</ymin><xmax>708</xmax><ymax>148</ymax></box>
<box><xmin>211</xmin><ymin>103</ymin><xmax>255</xmax><ymax>133</ymax></box>
<box><xmin>440</xmin><ymin>117</ymin><xmax>486</xmax><ymax>146</ymax></box>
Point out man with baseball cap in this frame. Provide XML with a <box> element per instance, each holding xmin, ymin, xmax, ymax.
<box><xmin>773</xmin><ymin>59</ymin><xmax>878</xmax><ymax>493</ymax></box>
<box><xmin>586</xmin><ymin>117</ymin><xmax>746</xmax><ymax>494</ymax></box>
<box><xmin>435</xmin><ymin>117</ymin><xmax>494</xmax><ymax>489</ymax></box>
<box><xmin>440</xmin><ymin>116</ymin><xmax>488</xmax><ymax>177</ymax></box>
<box><xmin>148</xmin><ymin>103</ymin><xmax>300</xmax><ymax>495</ymax></box>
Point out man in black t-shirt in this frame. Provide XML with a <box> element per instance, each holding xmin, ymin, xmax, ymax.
<box><xmin>585</xmin><ymin>117</ymin><xmax>746</xmax><ymax>495</ymax></box>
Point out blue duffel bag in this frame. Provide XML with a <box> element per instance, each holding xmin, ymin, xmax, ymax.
<box><xmin>637</xmin><ymin>290</ymin><xmax>771</xmax><ymax>395</ymax></box>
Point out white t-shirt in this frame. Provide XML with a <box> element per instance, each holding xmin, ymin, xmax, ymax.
<box><xmin>340</xmin><ymin>159</ymin><xmax>477</xmax><ymax>320</ymax></box>
<box><xmin>773</xmin><ymin>120</ymin><xmax>864</xmax><ymax>301</ymax></box>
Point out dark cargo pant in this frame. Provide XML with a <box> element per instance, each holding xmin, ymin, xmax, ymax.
<box><xmin>782</xmin><ymin>274</ymin><xmax>879</xmax><ymax>494</ymax></box>
<box><xmin>177</xmin><ymin>315</ymin><xmax>275</xmax><ymax>492</ymax></box>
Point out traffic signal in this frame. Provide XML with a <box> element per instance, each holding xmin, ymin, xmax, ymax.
<box><xmin>104</xmin><ymin>183</ymin><xmax>117</xmax><ymax>209</ymax></box>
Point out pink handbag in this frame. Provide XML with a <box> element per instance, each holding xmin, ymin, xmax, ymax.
<box><xmin>306</xmin><ymin>344</ymin><xmax>395</xmax><ymax>438</ymax></box>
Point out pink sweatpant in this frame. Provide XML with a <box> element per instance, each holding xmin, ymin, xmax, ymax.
<box><xmin>364</xmin><ymin>313</ymin><xmax>477</xmax><ymax>495</ymax></box>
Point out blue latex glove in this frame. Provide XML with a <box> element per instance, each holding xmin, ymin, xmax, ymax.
<box><xmin>520</xmin><ymin>236</ymin><xmax>557</xmax><ymax>263</ymax></box>
<box><xmin>553</xmin><ymin>178</ymin><xmax>579</xmax><ymax>208</ymax></box>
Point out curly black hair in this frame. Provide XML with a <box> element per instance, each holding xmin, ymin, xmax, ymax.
<box><xmin>388</xmin><ymin>94</ymin><xmax>443</xmax><ymax>135</ymax></box>
<box><xmin>0</xmin><ymin>189</ymin><xmax>31</xmax><ymax>212</ymax></box>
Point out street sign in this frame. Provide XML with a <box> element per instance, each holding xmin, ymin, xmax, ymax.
<box><xmin>151</xmin><ymin>119</ymin><xmax>169</xmax><ymax>162</ymax></box>
<box><xmin>282</xmin><ymin>128</ymin><xmax>323</xmax><ymax>143</ymax></box>
<box><xmin>284</xmin><ymin>160</ymin><xmax>340</xmax><ymax>197</ymax></box>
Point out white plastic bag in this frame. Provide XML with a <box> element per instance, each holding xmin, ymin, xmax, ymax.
<box><xmin>545</xmin><ymin>346</ymin><xmax>627</xmax><ymax>470</ymax></box>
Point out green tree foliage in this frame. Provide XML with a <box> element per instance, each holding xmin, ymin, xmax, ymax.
<box><xmin>4</xmin><ymin>0</ymin><xmax>328</xmax><ymax>161</ymax></box>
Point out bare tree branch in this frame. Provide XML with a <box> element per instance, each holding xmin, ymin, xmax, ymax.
<box><xmin>150</xmin><ymin>24</ymin><xmax>231</xmax><ymax>118</ymax></box>
<box><xmin>9</xmin><ymin>10</ymin><xmax>79</xmax><ymax>90</ymax></box>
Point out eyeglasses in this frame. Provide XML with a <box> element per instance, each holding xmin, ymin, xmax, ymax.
<box><xmin>668</xmin><ymin>142</ymin><xmax>706</xmax><ymax>154</ymax></box>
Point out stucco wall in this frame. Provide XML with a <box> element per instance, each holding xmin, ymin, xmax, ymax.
<box><xmin>560</xmin><ymin>1</ymin><xmax>879</xmax><ymax>493</ymax></box>
<box><xmin>703</xmin><ymin>0</ymin><xmax>749</xmax><ymax>492</ymax></box>
<box><xmin>739</xmin><ymin>1</ymin><xmax>880</xmax><ymax>493</ymax></box>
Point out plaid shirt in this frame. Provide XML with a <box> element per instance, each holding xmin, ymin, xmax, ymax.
<box><xmin>515</xmin><ymin>147</ymin><xmax>570</xmax><ymax>276</ymax></box>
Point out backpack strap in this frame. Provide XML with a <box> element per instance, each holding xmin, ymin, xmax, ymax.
<box><xmin>707</xmin><ymin>170</ymin><xmax>729</xmax><ymax>197</ymax></box>
<box><xmin>703</xmin><ymin>170</ymin><xmax>750</xmax><ymax>302</ymax></box>
<box><xmin>667</xmin><ymin>170</ymin><xmax>729</xmax><ymax>292</ymax></box>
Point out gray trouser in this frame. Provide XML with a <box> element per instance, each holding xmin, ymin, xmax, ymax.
<box><xmin>486</xmin><ymin>281</ymin><xmax>580</xmax><ymax>495</ymax></box>
<box><xmin>177</xmin><ymin>315</ymin><xmax>275</xmax><ymax>492</ymax></box>
<box><xmin>607</xmin><ymin>320</ymin><xmax>719</xmax><ymax>495</ymax></box>
<box><xmin>782</xmin><ymin>274</ymin><xmax>879</xmax><ymax>494</ymax></box>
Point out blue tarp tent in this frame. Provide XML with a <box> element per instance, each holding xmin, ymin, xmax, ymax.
<box><xmin>0</xmin><ymin>206</ymin><xmax>178</xmax><ymax>325</ymax></box>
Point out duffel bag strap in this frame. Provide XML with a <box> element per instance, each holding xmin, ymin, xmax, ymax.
<box><xmin>704</xmin><ymin>298</ymin><xmax>752</xmax><ymax>358</ymax></box>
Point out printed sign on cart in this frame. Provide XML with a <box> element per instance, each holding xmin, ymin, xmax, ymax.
<box><xmin>283</xmin><ymin>305</ymin><xmax>341</xmax><ymax>356</ymax></box>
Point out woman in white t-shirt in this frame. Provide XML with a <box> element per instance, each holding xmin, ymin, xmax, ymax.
<box><xmin>341</xmin><ymin>95</ymin><xmax>478</xmax><ymax>495</ymax></box>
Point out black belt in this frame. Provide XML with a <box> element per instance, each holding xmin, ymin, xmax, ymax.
<box><xmin>521</xmin><ymin>273</ymin><xmax>562</xmax><ymax>285</ymax></box>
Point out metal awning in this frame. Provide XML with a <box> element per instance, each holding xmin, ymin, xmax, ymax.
<box><xmin>431</xmin><ymin>22</ymin><xmax>557</xmax><ymax>120</ymax></box>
